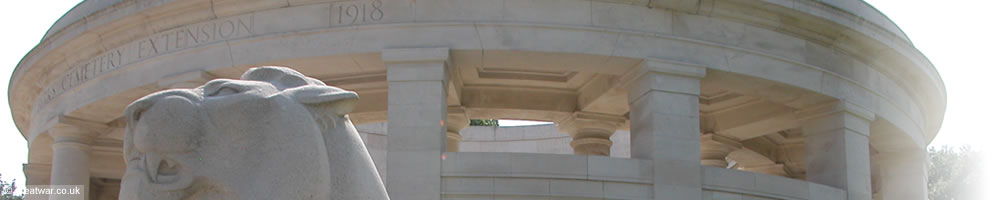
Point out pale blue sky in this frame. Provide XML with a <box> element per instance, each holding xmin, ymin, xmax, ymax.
<box><xmin>1</xmin><ymin>0</ymin><xmax>995</xmax><ymax>198</ymax></box>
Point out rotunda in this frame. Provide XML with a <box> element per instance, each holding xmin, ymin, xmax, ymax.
<box><xmin>10</xmin><ymin>0</ymin><xmax>944</xmax><ymax>199</ymax></box>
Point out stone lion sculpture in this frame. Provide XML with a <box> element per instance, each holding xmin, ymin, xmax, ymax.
<box><xmin>119</xmin><ymin>66</ymin><xmax>389</xmax><ymax>200</ymax></box>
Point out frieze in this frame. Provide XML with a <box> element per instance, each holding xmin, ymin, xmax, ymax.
<box><xmin>36</xmin><ymin>15</ymin><xmax>254</xmax><ymax>108</ymax></box>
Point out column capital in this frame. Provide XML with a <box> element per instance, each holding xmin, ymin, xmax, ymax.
<box><xmin>797</xmin><ymin>101</ymin><xmax>875</xmax><ymax>137</ymax></box>
<box><xmin>559</xmin><ymin>112</ymin><xmax>625</xmax><ymax>156</ymax></box>
<box><xmin>624</xmin><ymin>58</ymin><xmax>707</xmax><ymax>101</ymax></box>
<box><xmin>47</xmin><ymin>115</ymin><xmax>107</xmax><ymax>145</ymax></box>
<box><xmin>638</xmin><ymin>58</ymin><xmax>707</xmax><ymax>78</ymax></box>
<box><xmin>446</xmin><ymin>106</ymin><xmax>470</xmax><ymax>131</ymax></box>
<box><xmin>557</xmin><ymin>112</ymin><xmax>626</xmax><ymax>135</ymax></box>
<box><xmin>383</xmin><ymin>48</ymin><xmax>450</xmax><ymax>82</ymax></box>
<box><xmin>796</xmin><ymin>101</ymin><xmax>876</xmax><ymax>122</ymax></box>
<box><xmin>621</xmin><ymin>58</ymin><xmax>707</xmax><ymax>84</ymax></box>
<box><xmin>381</xmin><ymin>48</ymin><xmax>450</xmax><ymax>64</ymax></box>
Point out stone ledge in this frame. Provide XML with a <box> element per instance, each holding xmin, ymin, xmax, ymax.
<box><xmin>442</xmin><ymin>152</ymin><xmax>652</xmax><ymax>184</ymax></box>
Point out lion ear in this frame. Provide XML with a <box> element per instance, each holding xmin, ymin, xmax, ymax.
<box><xmin>289</xmin><ymin>85</ymin><xmax>359</xmax><ymax>115</ymax></box>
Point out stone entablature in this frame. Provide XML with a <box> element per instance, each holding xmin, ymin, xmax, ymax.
<box><xmin>12</xmin><ymin>0</ymin><xmax>943</xmax><ymax>146</ymax></box>
<box><xmin>34</xmin><ymin>15</ymin><xmax>254</xmax><ymax>109</ymax></box>
<box><xmin>37</xmin><ymin>0</ymin><xmax>914</xmax><ymax>47</ymax></box>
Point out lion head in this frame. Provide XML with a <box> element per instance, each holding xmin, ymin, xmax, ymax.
<box><xmin>119</xmin><ymin>66</ymin><xmax>388</xmax><ymax>200</ymax></box>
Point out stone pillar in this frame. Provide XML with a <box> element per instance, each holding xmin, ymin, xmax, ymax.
<box><xmin>383</xmin><ymin>48</ymin><xmax>449</xmax><ymax>200</ymax></box>
<box><xmin>700</xmin><ymin>133</ymin><xmax>741</xmax><ymax>168</ymax></box>
<box><xmin>23</xmin><ymin>163</ymin><xmax>52</xmax><ymax>200</ymax></box>
<box><xmin>446</xmin><ymin>106</ymin><xmax>469</xmax><ymax>152</ymax></box>
<box><xmin>558</xmin><ymin>112</ymin><xmax>625</xmax><ymax>156</ymax></box>
<box><xmin>798</xmin><ymin>102</ymin><xmax>875</xmax><ymax>200</ymax></box>
<box><xmin>48</xmin><ymin>126</ymin><xmax>96</xmax><ymax>200</ymax></box>
<box><xmin>23</xmin><ymin>163</ymin><xmax>51</xmax><ymax>185</ymax></box>
<box><xmin>626</xmin><ymin>59</ymin><xmax>705</xmax><ymax>199</ymax></box>
<box><xmin>877</xmin><ymin>150</ymin><xmax>928</xmax><ymax>200</ymax></box>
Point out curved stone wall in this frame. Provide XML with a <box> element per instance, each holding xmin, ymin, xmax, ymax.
<box><xmin>355</xmin><ymin>123</ymin><xmax>626</xmax><ymax>180</ymax></box>
<box><xmin>11</xmin><ymin>0</ymin><xmax>943</xmax><ymax>199</ymax></box>
<box><xmin>458</xmin><ymin>124</ymin><xmax>631</xmax><ymax>158</ymax></box>
<box><xmin>441</xmin><ymin>152</ymin><xmax>847</xmax><ymax>200</ymax></box>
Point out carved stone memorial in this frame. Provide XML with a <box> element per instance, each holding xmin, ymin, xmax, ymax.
<box><xmin>119</xmin><ymin>66</ymin><xmax>389</xmax><ymax>200</ymax></box>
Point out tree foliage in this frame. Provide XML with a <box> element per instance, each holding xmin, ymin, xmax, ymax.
<box><xmin>0</xmin><ymin>174</ymin><xmax>24</xmax><ymax>200</ymax></box>
<box><xmin>469</xmin><ymin>119</ymin><xmax>499</xmax><ymax>126</ymax></box>
<box><xmin>928</xmin><ymin>145</ymin><xmax>981</xmax><ymax>200</ymax></box>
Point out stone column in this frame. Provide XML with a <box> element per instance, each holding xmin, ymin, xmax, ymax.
<box><xmin>23</xmin><ymin>163</ymin><xmax>52</xmax><ymax>200</ymax></box>
<box><xmin>23</xmin><ymin>163</ymin><xmax>51</xmax><ymax>185</ymax></box>
<box><xmin>558</xmin><ymin>112</ymin><xmax>625</xmax><ymax>156</ymax></box>
<box><xmin>700</xmin><ymin>133</ymin><xmax>741</xmax><ymax>168</ymax></box>
<box><xmin>48</xmin><ymin>126</ymin><xmax>97</xmax><ymax>200</ymax></box>
<box><xmin>876</xmin><ymin>149</ymin><xmax>928</xmax><ymax>200</ymax></box>
<box><xmin>383</xmin><ymin>48</ymin><xmax>449</xmax><ymax>200</ymax></box>
<box><xmin>446</xmin><ymin>106</ymin><xmax>469</xmax><ymax>152</ymax></box>
<box><xmin>626</xmin><ymin>59</ymin><xmax>705</xmax><ymax>199</ymax></box>
<box><xmin>798</xmin><ymin>102</ymin><xmax>875</xmax><ymax>200</ymax></box>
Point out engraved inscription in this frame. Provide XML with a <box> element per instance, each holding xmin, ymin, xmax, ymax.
<box><xmin>138</xmin><ymin>18</ymin><xmax>251</xmax><ymax>59</ymax></box>
<box><xmin>335</xmin><ymin>0</ymin><xmax>383</xmax><ymax>25</ymax></box>
<box><xmin>39</xmin><ymin>48</ymin><xmax>124</xmax><ymax>106</ymax></box>
<box><xmin>37</xmin><ymin>15</ymin><xmax>254</xmax><ymax>107</ymax></box>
